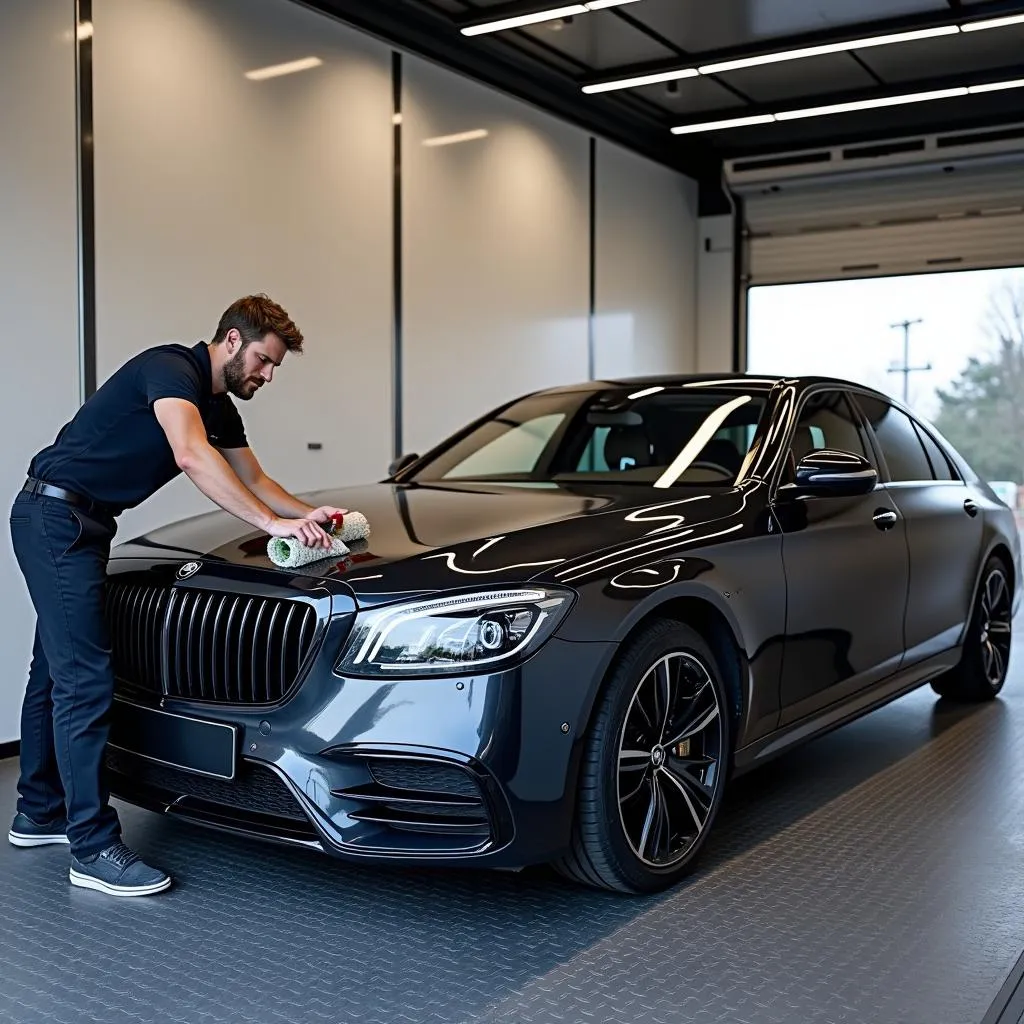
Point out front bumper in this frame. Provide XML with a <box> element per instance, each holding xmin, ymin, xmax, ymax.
<box><xmin>106</xmin><ymin>633</ymin><xmax>617</xmax><ymax>869</ymax></box>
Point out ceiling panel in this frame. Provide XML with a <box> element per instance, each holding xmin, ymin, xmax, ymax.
<box><xmin>388</xmin><ymin>0</ymin><xmax>1024</xmax><ymax>166</ymax></box>
<box><xmin>715</xmin><ymin>53</ymin><xmax>879</xmax><ymax>104</ymax></box>
<box><xmin>857</xmin><ymin>25</ymin><xmax>1024</xmax><ymax>82</ymax></box>
<box><xmin>516</xmin><ymin>10</ymin><xmax>676</xmax><ymax>71</ymax></box>
<box><xmin>623</xmin><ymin>0</ymin><xmax>948</xmax><ymax>54</ymax></box>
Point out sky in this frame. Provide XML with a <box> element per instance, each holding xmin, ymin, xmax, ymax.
<box><xmin>746</xmin><ymin>266</ymin><xmax>1024</xmax><ymax>420</ymax></box>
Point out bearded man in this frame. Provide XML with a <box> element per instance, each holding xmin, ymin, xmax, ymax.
<box><xmin>7</xmin><ymin>294</ymin><xmax>345</xmax><ymax>896</ymax></box>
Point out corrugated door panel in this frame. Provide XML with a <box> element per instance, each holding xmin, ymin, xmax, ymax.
<box><xmin>741</xmin><ymin>161</ymin><xmax>1024</xmax><ymax>284</ymax></box>
<box><xmin>749</xmin><ymin>210</ymin><xmax>1024</xmax><ymax>284</ymax></box>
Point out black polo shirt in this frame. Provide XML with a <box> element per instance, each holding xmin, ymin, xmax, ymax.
<box><xmin>29</xmin><ymin>341</ymin><xmax>247</xmax><ymax>515</ymax></box>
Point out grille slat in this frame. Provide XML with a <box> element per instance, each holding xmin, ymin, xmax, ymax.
<box><xmin>209</xmin><ymin>595</ymin><xmax>227</xmax><ymax>702</ymax></box>
<box><xmin>185</xmin><ymin>591</ymin><xmax>202</xmax><ymax>699</ymax></box>
<box><xmin>280</xmin><ymin>604</ymin><xmax>297</xmax><ymax>684</ymax></box>
<box><xmin>249</xmin><ymin>602</ymin><xmax>268</xmax><ymax>704</ymax></box>
<box><xmin>106</xmin><ymin>580</ymin><xmax>319</xmax><ymax>706</ymax></box>
<box><xmin>263</xmin><ymin>603</ymin><xmax>281</xmax><ymax>705</ymax></box>
<box><xmin>197</xmin><ymin>591</ymin><xmax>216</xmax><ymax>701</ymax></box>
<box><xmin>126</xmin><ymin>587</ymin><xmax>142</xmax><ymax>677</ymax></box>
<box><xmin>238</xmin><ymin>598</ymin><xmax>254</xmax><ymax>703</ymax></box>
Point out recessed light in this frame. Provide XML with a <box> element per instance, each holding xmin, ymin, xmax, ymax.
<box><xmin>422</xmin><ymin>129</ymin><xmax>490</xmax><ymax>147</ymax></box>
<box><xmin>244</xmin><ymin>57</ymin><xmax>323</xmax><ymax>81</ymax></box>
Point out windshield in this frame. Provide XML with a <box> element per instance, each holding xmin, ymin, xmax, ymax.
<box><xmin>405</xmin><ymin>386</ymin><xmax>768</xmax><ymax>488</ymax></box>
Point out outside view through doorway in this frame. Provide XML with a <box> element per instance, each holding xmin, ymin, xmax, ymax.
<box><xmin>747</xmin><ymin>266</ymin><xmax>1024</xmax><ymax>524</ymax></box>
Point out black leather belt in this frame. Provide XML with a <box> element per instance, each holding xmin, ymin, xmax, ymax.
<box><xmin>22</xmin><ymin>477</ymin><xmax>109</xmax><ymax>517</ymax></box>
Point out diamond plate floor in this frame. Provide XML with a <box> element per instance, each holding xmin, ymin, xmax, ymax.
<box><xmin>4</xmin><ymin>645</ymin><xmax>1024</xmax><ymax>1024</ymax></box>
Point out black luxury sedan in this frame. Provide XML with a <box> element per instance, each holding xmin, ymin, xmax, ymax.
<box><xmin>102</xmin><ymin>374</ymin><xmax>1021</xmax><ymax>892</ymax></box>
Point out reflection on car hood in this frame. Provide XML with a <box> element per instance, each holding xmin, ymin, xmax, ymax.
<box><xmin>111</xmin><ymin>480</ymin><xmax>750</xmax><ymax>601</ymax></box>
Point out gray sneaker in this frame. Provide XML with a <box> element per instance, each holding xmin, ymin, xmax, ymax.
<box><xmin>69</xmin><ymin>841</ymin><xmax>172</xmax><ymax>897</ymax></box>
<box><xmin>9</xmin><ymin>812</ymin><xmax>70</xmax><ymax>848</ymax></box>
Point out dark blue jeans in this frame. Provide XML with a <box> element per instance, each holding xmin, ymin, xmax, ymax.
<box><xmin>9</xmin><ymin>489</ymin><xmax>121</xmax><ymax>858</ymax></box>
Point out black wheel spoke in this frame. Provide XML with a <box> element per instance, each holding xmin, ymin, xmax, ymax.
<box><xmin>619</xmin><ymin>768</ymin><xmax>649</xmax><ymax>804</ymax></box>
<box><xmin>637</xmin><ymin>780</ymin><xmax>660</xmax><ymax>859</ymax></box>
<box><xmin>656</xmin><ymin>659</ymin><xmax>673</xmax><ymax>743</ymax></box>
<box><xmin>988</xmin><ymin>572</ymin><xmax>1008</xmax><ymax>613</ymax></box>
<box><xmin>664</xmin><ymin>755</ymin><xmax>716</xmax><ymax>806</ymax></box>
<box><xmin>658</xmin><ymin>765</ymin><xmax>705</xmax><ymax>833</ymax></box>
<box><xmin>664</xmin><ymin>688</ymin><xmax>719</xmax><ymax>748</ymax></box>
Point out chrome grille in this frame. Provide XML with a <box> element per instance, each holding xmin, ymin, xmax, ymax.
<box><xmin>106</xmin><ymin>582</ymin><xmax>319</xmax><ymax>705</ymax></box>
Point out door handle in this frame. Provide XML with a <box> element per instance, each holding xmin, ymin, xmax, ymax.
<box><xmin>872</xmin><ymin>509</ymin><xmax>898</xmax><ymax>531</ymax></box>
<box><xmin>964</xmin><ymin>499</ymin><xmax>979</xmax><ymax>518</ymax></box>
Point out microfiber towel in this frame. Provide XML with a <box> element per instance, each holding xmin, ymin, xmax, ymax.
<box><xmin>266</xmin><ymin>511</ymin><xmax>371</xmax><ymax>569</ymax></box>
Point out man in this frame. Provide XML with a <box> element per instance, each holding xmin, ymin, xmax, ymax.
<box><xmin>7</xmin><ymin>294</ymin><xmax>346</xmax><ymax>897</ymax></box>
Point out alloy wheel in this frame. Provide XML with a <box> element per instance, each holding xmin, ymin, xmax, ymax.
<box><xmin>616</xmin><ymin>652</ymin><xmax>725</xmax><ymax>868</ymax></box>
<box><xmin>979</xmin><ymin>567</ymin><xmax>1012</xmax><ymax>688</ymax></box>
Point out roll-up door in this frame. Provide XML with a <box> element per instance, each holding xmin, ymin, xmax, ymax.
<box><xmin>727</xmin><ymin>127</ymin><xmax>1024</xmax><ymax>286</ymax></box>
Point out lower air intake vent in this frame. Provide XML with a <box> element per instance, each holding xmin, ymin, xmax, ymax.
<box><xmin>333</xmin><ymin>757</ymin><xmax>494</xmax><ymax>851</ymax></box>
<box><xmin>105</xmin><ymin>748</ymin><xmax>312</xmax><ymax>829</ymax></box>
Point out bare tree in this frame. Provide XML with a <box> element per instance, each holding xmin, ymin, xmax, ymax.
<box><xmin>934</xmin><ymin>278</ymin><xmax>1024</xmax><ymax>483</ymax></box>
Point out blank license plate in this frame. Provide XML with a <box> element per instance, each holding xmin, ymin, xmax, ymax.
<box><xmin>109</xmin><ymin>698</ymin><xmax>238</xmax><ymax>780</ymax></box>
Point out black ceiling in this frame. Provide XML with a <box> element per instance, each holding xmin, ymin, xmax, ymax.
<box><xmin>306</xmin><ymin>0</ymin><xmax>1024</xmax><ymax>179</ymax></box>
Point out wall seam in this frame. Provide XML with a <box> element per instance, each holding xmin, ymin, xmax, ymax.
<box><xmin>75</xmin><ymin>0</ymin><xmax>96</xmax><ymax>400</ymax></box>
<box><xmin>392</xmin><ymin>51</ymin><xmax>403</xmax><ymax>460</ymax></box>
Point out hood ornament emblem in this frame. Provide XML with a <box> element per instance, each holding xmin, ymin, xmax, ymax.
<box><xmin>177</xmin><ymin>561</ymin><xmax>201</xmax><ymax>580</ymax></box>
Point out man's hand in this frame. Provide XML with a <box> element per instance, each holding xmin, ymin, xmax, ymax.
<box><xmin>268</xmin><ymin>516</ymin><xmax>333</xmax><ymax>549</ymax></box>
<box><xmin>304</xmin><ymin>505</ymin><xmax>350</xmax><ymax>527</ymax></box>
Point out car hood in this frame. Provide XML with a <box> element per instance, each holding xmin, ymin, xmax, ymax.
<box><xmin>111</xmin><ymin>480</ymin><xmax>751</xmax><ymax>602</ymax></box>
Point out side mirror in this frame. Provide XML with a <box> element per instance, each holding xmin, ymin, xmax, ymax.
<box><xmin>788</xmin><ymin>449</ymin><xmax>877</xmax><ymax>497</ymax></box>
<box><xmin>388</xmin><ymin>453</ymin><xmax>419</xmax><ymax>477</ymax></box>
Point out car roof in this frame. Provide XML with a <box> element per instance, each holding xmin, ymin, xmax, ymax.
<box><xmin>534</xmin><ymin>372</ymin><xmax>891</xmax><ymax>399</ymax></box>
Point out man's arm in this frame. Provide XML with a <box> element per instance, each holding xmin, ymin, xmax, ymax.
<box><xmin>218</xmin><ymin>446</ymin><xmax>314</xmax><ymax>519</ymax></box>
<box><xmin>153</xmin><ymin>398</ymin><xmax>331</xmax><ymax>547</ymax></box>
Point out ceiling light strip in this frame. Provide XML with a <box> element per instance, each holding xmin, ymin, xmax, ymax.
<box><xmin>962</xmin><ymin>12</ymin><xmax>1024</xmax><ymax>32</ymax></box>
<box><xmin>583</xmin><ymin>67</ymin><xmax>699</xmax><ymax>94</ymax></box>
<box><xmin>582</xmin><ymin>13</ymin><xmax>1024</xmax><ymax>94</ymax></box>
<box><xmin>669</xmin><ymin>78</ymin><xmax>1024</xmax><ymax>135</ymax></box>
<box><xmin>697</xmin><ymin>25</ymin><xmax>959</xmax><ymax>75</ymax></box>
<box><xmin>461</xmin><ymin>0</ymin><xmax>639</xmax><ymax>36</ymax></box>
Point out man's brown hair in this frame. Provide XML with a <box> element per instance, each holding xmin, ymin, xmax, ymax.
<box><xmin>212</xmin><ymin>294</ymin><xmax>303</xmax><ymax>353</ymax></box>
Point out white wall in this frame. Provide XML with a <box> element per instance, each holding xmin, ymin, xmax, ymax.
<box><xmin>92</xmin><ymin>0</ymin><xmax>394</xmax><ymax>541</ymax></box>
<box><xmin>594</xmin><ymin>139</ymin><xmax>699</xmax><ymax>378</ymax></box>
<box><xmin>0</xmin><ymin>0</ymin><xmax>704</xmax><ymax>744</ymax></box>
<box><xmin>401</xmin><ymin>55</ymin><xmax>591</xmax><ymax>455</ymax></box>
<box><xmin>0</xmin><ymin>0</ymin><xmax>81</xmax><ymax>744</ymax></box>
<box><xmin>696</xmin><ymin>213</ymin><xmax>738</xmax><ymax>372</ymax></box>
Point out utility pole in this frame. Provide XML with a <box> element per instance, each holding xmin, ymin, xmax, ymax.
<box><xmin>888</xmin><ymin>318</ymin><xmax>931</xmax><ymax>404</ymax></box>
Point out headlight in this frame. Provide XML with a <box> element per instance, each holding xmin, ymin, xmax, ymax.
<box><xmin>335</xmin><ymin>587</ymin><xmax>574</xmax><ymax>678</ymax></box>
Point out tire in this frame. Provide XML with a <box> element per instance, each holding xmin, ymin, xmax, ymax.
<box><xmin>931</xmin><ymin>556</ymin><xmax>1013</xmax><ymax>702</ymax></box>
<box><xmin>554</xmin><ymin>619</ymin><xmax>732</xmax><ymax>894</ymax></box>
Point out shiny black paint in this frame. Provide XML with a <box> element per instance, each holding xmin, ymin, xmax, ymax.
<box><xmin>105</xmin><ymin>374</ymin><xmax>1022</xmax><ymax>870</ymax></box>
<box><xmin>887</xmin><ymin>480</ymin><xmax>985</xmax><ymax>664</ymax></box>
<box><xmin>773</xmin><ymin>485</ymin><xmax>910</xmax><ymax>724</ymax></box>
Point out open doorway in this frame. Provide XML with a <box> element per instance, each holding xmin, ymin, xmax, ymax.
<box><xmin>747</xmin><ymin>267</ymin><xmax>1024</xmax><ymax>516</ymax></box>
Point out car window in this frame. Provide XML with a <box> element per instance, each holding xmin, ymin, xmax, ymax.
<box><xmin>410</xmin><ymin>387</ymin><xmax>768</xmax><ymax>487</ymax></box>
<box><xmin>855</xmin><ymin>396</ymin><xmax>934</xmax><ymax>482</ymax></box>
<box><xmin>442</xmin><ymin>414</ymin><xmax>566</xmax><ymax>479</ymax></box>
<box><xmin>912</xmin><ymin>422</ymin><xmax>958</xmax><ymax>481</ymax></box>
<box><xmin>786</xmin><ymin>390</ymin><xmax>870</xmax><ymax>480</ymax></box>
